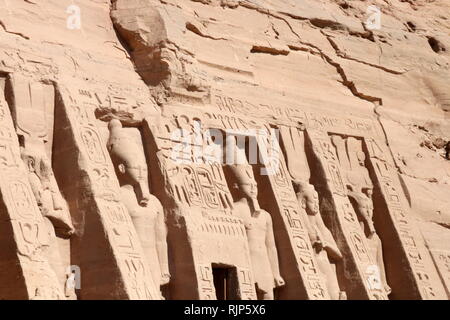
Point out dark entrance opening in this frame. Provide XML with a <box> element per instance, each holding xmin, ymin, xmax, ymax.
<box><xmin>212</xmin><ymin>265</ymin><xmax>239</xmax><ymax>300</ymax></box>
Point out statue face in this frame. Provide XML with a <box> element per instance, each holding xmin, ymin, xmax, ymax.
<box><xmin>118</xmin><ymin>161</ymin><xmax>150</xmax><ymax>206</ymax></box>
<box><xmin>121</xmin><ymin>162</ymin><xmax>148</xmax><ymax>185</ymax></box>
<box><xmin>360</xmin><ymin>202</ymin><xmax>373</xmax><ymax>220</ymax></box>
<box><xmin>354</xmin><ymin>191</ymin><xmax>374</xmax><ymax>218</ymax></box>
<box><xmin>364</xmin><ymin>188</ymin><xmax>373</xmax><ymax>198</ymax></box>
<box><xmin>357</xmin><ymin>151</ymin><xmax>366</xmax><ymax>166</ymax></box>
<box><xmin>294</xmin><ymin>181</ymin><xmax>320</xmax><ymax>215</ymax></box>
<box><xmin>239</xmin><ymin>181</ymin><xmax>258</xmax><ymax>200</ymax></box>
<box><xmin>230</xmin><ymin>164</ymin><xmax>258</xmax><ymax>200</ymax></box>
<box><xmin>304</xmin><ymin>188</ymin><xmax>320</xmax><ymax>215</ymax></box>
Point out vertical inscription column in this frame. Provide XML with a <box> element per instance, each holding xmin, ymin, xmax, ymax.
<box><xmin>255</xmin><ymin>129</ymin><xmax>329</xmax><ymax>299</ymax></box>
<box><xmin>365</xmin><ymin>138</ymin><xmax>448</xmax><ymax>299</ymax></box>
<box><xmin>0</xmin><ymin>87</ymin><xmax>64</xmax><ymax>299</ymax></box>
<box><xmin>197</xmin><ymin>265</ymin><xmax>217</xmax><ymax>300</ymax></box>
<box><xmin>427</xmin><ymin>250</ymin><xmax>450</xmax><ymax>297</ymax></box>
<box><xmin>143</xmin><ymin>116</ymin><xmax>257</xmax><ymax>300</ymax></box>
<box><xmin>308</xmin><ymin>130</ymin><xmax>388</xmax><ymax>300</ymax></box>
<box><xmin>55</xmin><ymin>85</ymin><xmax>160</xmax><ymax>300</ymax></box>
<box><xmin>236</xmin><ymin>267</ymin><xmax>256</xmax><ymax>300</ymax></box>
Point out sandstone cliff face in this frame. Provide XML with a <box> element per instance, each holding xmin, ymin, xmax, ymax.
<box><xmin>0</xmin><ymin>0</ymin><xmax>448</xmax><ymax>300</ymax></box>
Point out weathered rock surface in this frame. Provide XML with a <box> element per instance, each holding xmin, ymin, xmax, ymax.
<box><xmin>0</xmin><ymin>0</ymin><xmax>448</xmax><ymax>299</ymax></box>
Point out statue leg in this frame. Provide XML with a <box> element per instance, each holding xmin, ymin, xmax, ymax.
<box><xmin>373</xmin><ymin>234</ymin><xmax>391</xmax><ymax>295</ymax></box>
<box><xmin>259</xmin><ymin>290</ymin><xmax>274</xmax><ymax>300</ymax></box>
<box><xmin>317</xmin><ymin>251</ymin><xmax>342</xmax><ymax>300</ymax></box>
<box><xmin>256</xmin><ymin>284</ymin><xmax>274</xmax><ymax>300</ymax></box>
<box><xmin>42</xmin><ymin>218</ymin><xmax>66</xmax><ymax>292</ymax></box>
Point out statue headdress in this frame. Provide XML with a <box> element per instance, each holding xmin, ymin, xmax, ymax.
<box><xmin>224</xmin><ymin>163</ymin><xmax>255</xmax><ymax>187</ymax></box>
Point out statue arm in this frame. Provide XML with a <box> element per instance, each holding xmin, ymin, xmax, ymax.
<box><xmin>264</xmin><ymin>212</ymin><xmax>285</xmax><ymax>287</ymax></box>
<box><xmin>316</xmin><ymin>214</ymin><xmax>343</xmax><ymax>260</ymax></box>
<box><xmin>296</xmin><ymin>193</ymin><xmax>320</xmax><ymax>244</ymax></box>
<box><xmin>306</xmin><ymin>214</ymin><xmax>322</xmax><ymax>245</ymax></box>
<box><xmin>44</xmin><ymin>160</ymin><xmax>75</xmax><ymax>236</ymax></box>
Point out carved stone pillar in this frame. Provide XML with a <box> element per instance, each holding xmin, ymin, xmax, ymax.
<box><xmin>142</xmin><ymin>114</ymin><xmax>257</xmax><ymax>300</ymax></box>
<box><xmin>0</xmin><ymin>83</ymin><xmax>64</xmax><ymax>299</ymax></box>
<box><xmin>52</xmin><ymin>83</ymin><xmax>160</xmax><ymax>299</ymax></box>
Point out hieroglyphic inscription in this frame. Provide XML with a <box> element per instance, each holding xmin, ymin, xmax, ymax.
<box><xmin>0</xmin><ymin>47</ymin><xmax>58</xmax><ymax>79</ymax></box>
<box><xmin>366</xmin><ymin>138</ymin><xmax>448</xmax><ymax>299</ymax></box>
<box><xmin>150</xmin><ymin>114</ymin><xmax>235</xmax><ymax>214</ymax></box>
<box><xmin>144</xmin><ymin>113</ymin><xmax>257</xmax><ymax>300</ymax></box>
<box><xmin>0</xmin><ymin>86</ymin><xmax>64</xmax><ymax>299</ymax></box>
<box><xmin>255</xmin><ymin>126</ymin><xmax>329</xmax><ymax>299</ymax></box>
<box><xmin>66</xmin><ymin>82</ymin><xmax>151</xmax><ymax>116</ymax></box>
<box><xmin>237</xmin><ymin>268</ymin><xmax>255</xmax><ymax>300</ymax></box>
<box><xmin>210</xmin><ymin>92</ymin><xmax>378</xmax><ymax>138</ymax></box>
<box><xmin>198</xmin><ymin>265</ymin><xmax>216</xmax><ymax>300</ymax></box>
<box><xmin>59</xmin><ymin>84</ymin><xmax>160</xmax><ymax>300</ymax></box>
<box><xmin>428</xmin><ymin>250</ymin><xmax>450</xmax><ymax>297</ymax></box>
<box><xmin>198</xmin><ymin>212</ymin><xmax>247</xmax><ymax>238</ymax></box>
<box><xmin>308</xmin><ymin>130</ymin><xmax>388</xmax><ymax>300</ymax></box>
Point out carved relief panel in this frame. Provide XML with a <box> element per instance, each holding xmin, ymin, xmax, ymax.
<box><xmin>53</xmin><ymin>82</ymin><xmax>161</xmax><ymax>300</ymax></box>
<box><xmin>142</xmin><ymin>112</ymin><xmax>256</xmax><ymax>300</ymax></box>
<box><xmin>0</xmin><ymin>78</ymin><xmax>64</xmax><ymax>300</ymax></box>
<box><xmin>365</xmin><ymin>138</ymin><xmax>448</xmax><ymax>299</ymax></box>
<box><xmin>8</xmin><ymin>75</ymin><xmax>76</xmax><ymax>298</ymax></box>
<box><xmin>306</xmin><ymin>129</ymin><xmax>389</xmax><ymax>299</ymax></box>
<box><xmin>303</xmin><ymin>124</ymin><xmax>447</xmax><ymax>300</ymax></box>
<box><xmin>219</xmin><ymin>122</ymin><xmax>329</xmax><ymax>300</ymax></box>
<box><xmin>280</xmin><ymin>126</ymin><xmax>346</xmax><ymax>300</ymax></box>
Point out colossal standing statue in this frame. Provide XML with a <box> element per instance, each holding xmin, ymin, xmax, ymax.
<box><xmin>293</xmin><ymin>180</ymin><xmax>346</xmax><ymax>300</ymax></box>
<box><xmin>347</xmin><ymin>185</ymin><xmax>391</xmax><ymax>294</ymax></box>
<box><xmin>9</xmin><ymin>77</ymin><xmax>75</xmax><ymax>298</ymax></box>
<box><xmin>227</xmin><ymin>163</ymin><xmax>285</xmax><ymax>300</ymax></box>
<box><xmin>331</xmin><ymin>135</ymin><xmax>391</xmax><ymax>295</ymax></box>
<box><xmin>107</xmin><ymin>119</ymin><xmax>170</xmax><ymax>296</ymax></box>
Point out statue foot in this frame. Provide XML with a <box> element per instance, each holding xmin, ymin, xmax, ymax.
<box><xmin>339</xmin><ymin>291</ymin><xmax>347</xmax><ymax>300</ymax></box>
<box><xmin>384</xmin><ymin>284</ymin><xmax>392</xmax><ymax>295</ymax></box>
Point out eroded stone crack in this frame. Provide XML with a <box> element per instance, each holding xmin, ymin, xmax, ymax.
<box><xmin>222</xmin><ymin>1</ymin><xmax>386</xmax><ymax>104</ymax></box>
<box><xmin>325</xmin><ymin>33</ymin><xmax>405</xmax><ymax>75</ymax></box>
<box><xmin>287</xmin><ymin>36</ymin><xmax>383</xmax><ymax>104</ymax></box>
<box><xmin>185</xmin><ymin>22</ymin><xmax>228</xmax><ymax>40</ymax></box>
<box><xmin>250</xmin><ymin>45</ymin><xmax>289</xmax><ymax>56</ymax></box>
<box><xmin>0</xmin><ymin>21</ymin><xmax>30</xmax><ymax>40</ymax></box>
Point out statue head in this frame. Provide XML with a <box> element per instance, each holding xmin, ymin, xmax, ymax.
<box><xmin>362</xmin><ymin>187</ymin><xmax>373</xmax><ymax>199</ymax></box>
<box><xmin>107</xmin><ymin>120</ymin><xmax>151</xmax><ymax>206</ymax></box>
<box><xmin>356</xmin><ymin>151</ymin><xmax>366</xmax><ymax>167</ymax></box>
<box><xmin>227</xmin><ymin>164</ymin><xmax>258</xmax><ymax>200</ymax></box>
<box><xmin>20</xmin><ymin>143</ymin><xmax>52</xmax><ymax>184</ymax></box>
<box><xmin>347</xmin><ymin>184</ymin><xmax>374</xmax><ymax>222</ymax></box>
<box><xmin>293</xmin><ymin>180</ymin><xmax>319</xmax><ymax>215</ymax></box>
<box><xmin>116</xmin><ymin>161</ymin><xmax>150</xmax><ymax>207</ymax></box>
<box><xmin>21</xmin><ymin>148</ymin><xmax>37</xmax><ymax>173</ymax></box>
